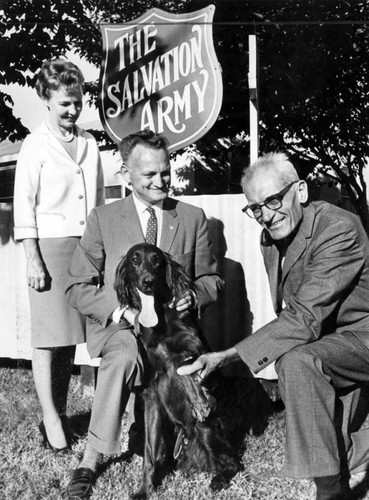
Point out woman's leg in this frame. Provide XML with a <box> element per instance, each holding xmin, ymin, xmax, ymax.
<box><xmin>52</xmin><ymin>345</ymin><xmax>76</xmax><ymax>415</ymax></box>
<box><xmin>32</xmin><ymin>345</ymin><xmax>75</xmax><ymax>448</ymax></box>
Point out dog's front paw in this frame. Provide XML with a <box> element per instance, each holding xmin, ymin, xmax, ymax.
<box><xmin>210</xmin><ymin>466</ymin><xmax>238</xmax><ymax>492</ymax></box>
<box><xmin>210</xmin><ymin>473</ymin><xmax>231</xmax><ymax>492</ymax></box>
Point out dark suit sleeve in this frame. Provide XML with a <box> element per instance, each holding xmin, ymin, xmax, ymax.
<box><xmin>192</xmin><ymin>209</ymin><xmax>224</xmax><ymax>311</ymax></box>
<box><xmin>65</xmin><ymin>208</ymin><xmax>118</xmax><ymax>327</ymax></box>
<box><xmin>236</xmin><ymin>218</ymin><xmax>365</xmax><ymax>373</ymax></box>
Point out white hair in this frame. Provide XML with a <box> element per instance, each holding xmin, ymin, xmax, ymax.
<box><xmin>240</xmin><ymin>152</ymin><xmax>299</xmax><ymax>192</ymax></box>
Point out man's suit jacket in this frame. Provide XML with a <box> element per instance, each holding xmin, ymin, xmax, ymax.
<box><xmin>236</xmin><ymin>201</ymin><xmax>369</xmax><ymax>374</ymax></box>
<box><xmin>66</xmin><ymin>195</ymin><xmax>223</xmax><ymax>358</ymax></box>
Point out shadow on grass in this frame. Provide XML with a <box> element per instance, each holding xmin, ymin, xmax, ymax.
<box><xmin>99</xmin><ymin>450</ymin><xmax>136</xmax><ymax>475</ymax></box>
<box><xmin>0</xmin><ymin>357</ymin><xmax>32</xmax><ymax>370</ymax></box>
<box><xmin>69</xmin><ymin>412</ymin><xmax>92</xmax><ymax>440</ymax></box>
<box><xmin>0</xmin><ymin>357</ymin><xmax>82</xmax><ymax>376</ymax></box>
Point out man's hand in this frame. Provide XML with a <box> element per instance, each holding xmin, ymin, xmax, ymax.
<box><xmin>122</xmin><ymin>307</ymin><xmax>140</xmax><ymax>325</ymax></box>
<box><xmin>170</xmin><ymin>290</ymin><xmax>197</xmax><ymax>312</ymax></box>
<box><xmin>177</xmin><ymin>348</ymin><xmax>240</xmax><ymax>380</ymax></box>
<box><xmin>177</xmin><ymin>352</ymin><xmax>221</xmax><ymax>380</ymax></box>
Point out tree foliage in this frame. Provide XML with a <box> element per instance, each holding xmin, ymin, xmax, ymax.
<box><xmin>1</xmin><ymin>0</ymin><xmax>369</xmax><ymax>226</ymax></box>
<box><xmin>254</xmin><ymin>0</ymin><xmax>369</xmax><ymax>228</ymax></box>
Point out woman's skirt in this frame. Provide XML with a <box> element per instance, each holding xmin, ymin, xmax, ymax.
<box><xmin>28</xmin><ymin>237</ymin><xmax>85</xmax><ymax>348</ymax></box>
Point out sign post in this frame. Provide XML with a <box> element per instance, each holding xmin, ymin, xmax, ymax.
<box><xmin>248</xmin><ymin>35</ymin><xmax>259</xmax><ymax>164</ymax></box>
<box><xmin>99</xmin><ymin>6</ymin><xmax>223</xmax><ymax>153</ymax></box>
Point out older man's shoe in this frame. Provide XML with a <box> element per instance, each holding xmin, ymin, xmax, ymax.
<box><xmin>66</xmin><ymin>467</ymin><xmax>95</xmax><ymax>500</ymax></box>
<box><xmin>314</xmin><ymin>474</ymin><xmax>352</xmax><ymax>500</ymax></box>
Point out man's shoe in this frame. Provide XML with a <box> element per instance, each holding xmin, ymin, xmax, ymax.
<box><xmin>314</xmin><ymin>474</ymin><xmax>352</xmax><ymax>500</ymax></box>
<box><xmin>66</xmin><ymin>467</ymin><xmax>95</xmax><ymax>499</ymax></box>
<box><xmin>316</xmin><ymin>493</ymin><xmax>352</xmax><ymax>500</ymax></box>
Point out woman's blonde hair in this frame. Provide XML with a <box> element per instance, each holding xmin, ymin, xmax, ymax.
<box><xmin>35</xmin><ymin>58</ymin><xmax>84</xmax><ymax>100</ymax></box>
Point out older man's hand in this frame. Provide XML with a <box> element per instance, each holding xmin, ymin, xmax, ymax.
<box><xmin>176</xmin><ymin>353</ymin><xmax>218</xmax><ymax>380</ymax></box>
<box><xmin>177</xmin><ymin>348</ymin><xmax>240</xmax><ymax>380</ymax></box>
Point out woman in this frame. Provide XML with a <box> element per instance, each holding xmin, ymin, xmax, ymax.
<box><xmin>13</xmin><ymin>58</ymin><xmax>105</xmax><ymax>452</ymax></box>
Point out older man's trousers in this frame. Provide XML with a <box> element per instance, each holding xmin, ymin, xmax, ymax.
<box><xmin>276</xmin><ymin>330</ymin><xmax>369</xmax><ymax>479</ymax></box>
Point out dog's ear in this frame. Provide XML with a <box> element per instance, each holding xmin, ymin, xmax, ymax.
<box><xmin>164</xmin><ymin>252</ymin><xmax>191</xmax><ymax>298</ymax></box>
<box><xmin>114</xmin><ymin>255</ymin><xmax>141</xmax><ymax>309</ymax></box>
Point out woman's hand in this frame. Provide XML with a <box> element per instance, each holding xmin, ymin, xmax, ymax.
<box><xmin>22</xmin><ymin>239</ymin><xmax>47</xmax><ymax>291</ymax></box>
<box><xmin>26</xmin><ymin>254</ymin><xmax>47</xmax><ymax>291</ymax></box>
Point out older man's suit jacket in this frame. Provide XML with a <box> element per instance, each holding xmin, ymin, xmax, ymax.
<box><xmin>66</xmin><ymin>195</ymin><xmax>223</xmax><ymax>358</ymax></box>
<box><xmin>236</xmin><ymin>201</ymin><xmax>369</xmax><ymax>374</ymax></box>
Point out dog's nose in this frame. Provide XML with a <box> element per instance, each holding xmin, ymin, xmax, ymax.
<box><xmin>142</xmin><ymin>277</ymin><xmax>154</xmax><ymax>289</ymax></box>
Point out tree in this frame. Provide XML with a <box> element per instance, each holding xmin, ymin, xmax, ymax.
<box><xmin>254</xmin><ymin>0</ymin><xmax>369</xmax><ymax>229</ymax></box>
<box><xmin>189</xmin><ymin>0</ymin><xmax>369</xmax><ymax>227</ymax></box>
<box><xmin>1</xmin><ymin>0</ymin><xmax>369</xmax><ymax>227</ymax></box>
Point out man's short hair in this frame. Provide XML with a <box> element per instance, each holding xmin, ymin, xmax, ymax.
<box><xmin>119</xmin><ymin>129</ymin><xmax>169</xmax><ymax>165</ymax></box>
<box><xmin>241</xmin><ymin>152</ymin><xmax>300</xmax><ymax>192</ymax></box>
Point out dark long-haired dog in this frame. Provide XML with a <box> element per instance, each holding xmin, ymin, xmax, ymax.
<box><xmin>114</xmin><ymin>243</ymin><xmax>271</xmax><ymax>499</ymax></box>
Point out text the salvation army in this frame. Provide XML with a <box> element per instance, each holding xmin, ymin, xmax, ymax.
<box><xmin>105</xmin><ymin>25</ymin><xmax>210</xmax><ymax>134</ymax></box>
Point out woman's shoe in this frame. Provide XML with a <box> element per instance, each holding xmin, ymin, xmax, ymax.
<box><xmin>38</xmin><ymin>420</ymin><xmax>71</xmax><ymax>454</ymax></box>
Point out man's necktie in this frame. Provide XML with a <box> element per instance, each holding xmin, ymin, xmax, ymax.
<box><xmin>146</xmin><ymin>206</ymin><xmax>157</xmax><ymax>246</ymax></box>
<box><xmin>276</xmin><ymin>245</ymin><xmax>287</xmax><ymax>314</ymax></box>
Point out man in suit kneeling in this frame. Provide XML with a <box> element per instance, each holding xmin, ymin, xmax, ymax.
<box><xmin>179</xmin><ymin>152</ymin><xmax>369</xmax><ymax>500</ymax></box>
<box><xmin>65</xmin><ymin>129</ymin><xmax>223</xmax><ymax>499</ymax></box>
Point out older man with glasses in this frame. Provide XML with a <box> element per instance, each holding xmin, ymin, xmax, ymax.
<box><xmin>179</xmin><ymin>152</ymin><xmax>369</xmax><ymax>500</ymax></box>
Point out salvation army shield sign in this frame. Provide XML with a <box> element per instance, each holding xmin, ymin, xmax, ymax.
<box><xmin>99</xmin><ymin>6</ymin><xmax>223</xmax><ymax>152</ymax></box>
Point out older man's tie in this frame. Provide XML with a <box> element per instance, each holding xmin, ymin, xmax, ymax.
<box><xmin>276</xmin><ymin>244</ymin><xmax>287</xmax><ymax>313</ymax></box>
<box><xmin>146</xmin><ymin>206</ymin><xmax>157</xmax><ymax>246</ymax></box>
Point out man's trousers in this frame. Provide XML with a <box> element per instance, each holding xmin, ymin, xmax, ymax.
<box><xmin>276</xmin><ymin>330</ymin><xmax>369</xmax><ymax>479</ymax></box>
<box><xmin>87</xmin><ymin>329</ymin><xmax>144</xmax><ymax>455</ymax></box>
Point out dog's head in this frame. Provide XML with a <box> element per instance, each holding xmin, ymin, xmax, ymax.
<box><xmin>114</xmin><ymin>243</ymin><xmax>192</xmax><ymax>310</ymax></box>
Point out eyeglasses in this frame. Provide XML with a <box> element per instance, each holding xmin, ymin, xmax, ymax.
<box><xmin>242</xmin><ymin>181</ymin><xmax>299</xmax><ymax>219</ymax></box>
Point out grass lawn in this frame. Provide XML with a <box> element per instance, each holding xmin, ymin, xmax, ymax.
<box><xmin>1</xmin><ymin>359</ymin><xmax>368</xmax><ymax>500</ymax></box>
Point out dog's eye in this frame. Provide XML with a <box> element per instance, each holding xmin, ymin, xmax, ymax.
<box><xmin>131</xmin><ymin>256</ymin><xmax>140</xmax><ymax>266</ymax></box>
<box><xmin>150</xmin><ymin>255</ymin><xmax>162</xmax><ymax>268</ymax></box>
